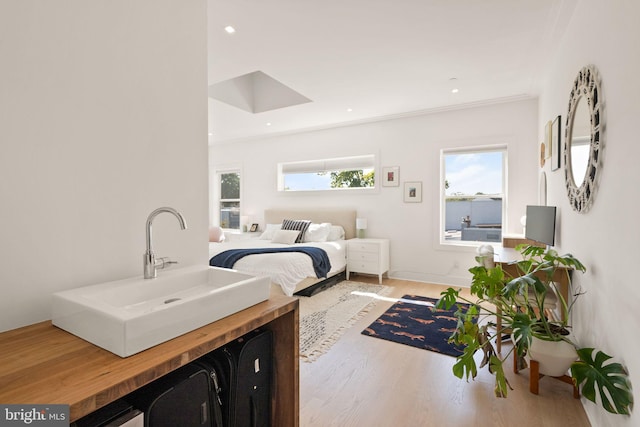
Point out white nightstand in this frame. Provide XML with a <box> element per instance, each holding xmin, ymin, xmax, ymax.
<box><xmin>346</xmin><ymin>238</ymin><xmax>390</xmax><ymax>284</ymax></box>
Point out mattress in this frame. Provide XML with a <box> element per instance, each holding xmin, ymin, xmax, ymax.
<box><xmin>208</xmin><ymin>239</ymin><xmax>347</xmax><ymax>296</ymax></box>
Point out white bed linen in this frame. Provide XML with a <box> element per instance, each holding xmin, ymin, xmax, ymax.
<box><xmin>208</xmin><ymin>239</ymin><xmax>347</xmax><ymax>296</ymax></box>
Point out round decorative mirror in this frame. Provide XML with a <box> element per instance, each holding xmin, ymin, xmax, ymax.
<box><xmin>564</xmin><ymin>65</ymin><xmax>603</xmax><ymax>213</ymax></box>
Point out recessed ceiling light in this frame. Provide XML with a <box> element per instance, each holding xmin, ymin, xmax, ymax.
<box><xmin>451</xmin><ymin>88</ymin><xmax>459</xmax><ymax>94</ymax></box>
<box><xmin>347</xmin><ymin>108</ymin><xmax>353</xmax><ymax>112</ymax></box>
<box><xmin>208</xmin><ymin>132</ymin><xmax>213</xmax><ymax>136</ymax></box>
<box><xmin>224</xmin><ymin>26</ymin><xmax>236</xmax><ymax>34</ymax></box>
<box><xmin>266</xmin><ymin>122</ymin><xmax>272</xmax><ymax>126</ymax></box>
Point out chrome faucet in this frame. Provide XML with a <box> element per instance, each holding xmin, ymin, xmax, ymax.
<box><xmin>143</xmin><ymin>207</ymin><xmax>188</xmax><ymax>279</ymax></box>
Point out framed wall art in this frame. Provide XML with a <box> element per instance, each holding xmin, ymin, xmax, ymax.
<box><xmin>551</xmin><ymin>115</ymin><xmax>561</xmax><ymax>171</ymax></box>
<box><xmin>544</xmin><ymin>120</ymin><xmax>552</xmax><ymax>159</ymax></box>
<box><xmin>403</xmin><ymin>181</ymin><xmax>422</xmax><ymax>203</ymax></box>
<box><xmin>382</xmin><ymin>166</ymin><xmax>400</xmax><ymax>187</ymax></box>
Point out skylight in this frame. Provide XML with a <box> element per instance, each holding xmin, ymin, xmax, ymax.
<box><xmin>208</xmin><ymin>71</ymin><xmax>312</xmax><ymax>114</ymax></box>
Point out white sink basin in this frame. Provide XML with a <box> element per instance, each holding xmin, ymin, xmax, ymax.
<box><xmin>52</xmin><ymin>265</ymin><xmax>270</xmax><ymax>357</ymax></box>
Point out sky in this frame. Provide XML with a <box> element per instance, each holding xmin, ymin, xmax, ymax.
<box><xmin>445</xmin><ymin>151</ymin><xmax>503</xmax><ymax>196</ymax></box>
<box><xmin>285</xmin><ymin>172</ymin><xmax>332</xmax><ymax>191</ymax></box>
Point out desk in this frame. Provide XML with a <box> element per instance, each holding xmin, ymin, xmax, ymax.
<box><xmin>493</xmin><ymin>247</ymin><xmax>572</xmax><ymax>353</ymax></box>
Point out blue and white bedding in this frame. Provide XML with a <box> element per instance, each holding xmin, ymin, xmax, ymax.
<box><xmin>210</xmin><ymin>246</ymin><xmax>331</xmax><ymax>278</ymax></box>
<box><xmin>208</xmin><ymin>239</ymin><xmax>347</xmax><ymax>296</ymax></box>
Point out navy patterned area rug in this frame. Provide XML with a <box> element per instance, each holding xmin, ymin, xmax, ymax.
<box><xmin>362</xmin><ymin>294</ymin><xmax>472</xmax><ymax>357</ymax></box>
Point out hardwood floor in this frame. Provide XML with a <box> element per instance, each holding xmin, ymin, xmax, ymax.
<box><xmin>299</xmin><ymin>276</ymin><xmax>591</xmax><ymax>427</ymax></box>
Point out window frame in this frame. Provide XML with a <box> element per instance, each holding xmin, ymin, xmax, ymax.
<box><xmin>439</xmin><ymin>145</ymin><xmax>508</xmax><ymax>247</ymax></box>
<box><xmin>213</xmin><ymin>167</ymin><xmax>242</xmax><ymax>231</ymax></box>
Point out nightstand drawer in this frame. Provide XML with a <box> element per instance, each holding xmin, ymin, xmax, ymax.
<box><xmin>347</xmin><ymin>260</ymin><xmax>379</xmax><ymax>274</ymax></box>
<box><xmin>348</xmin><ymin>251</ymin><xmax>379</xmax><ymax>263</ymax></box>
<box><xmin>348</xmin><ymin>242</ymin><xmax>379</xmax><ymax>254</ymax></box>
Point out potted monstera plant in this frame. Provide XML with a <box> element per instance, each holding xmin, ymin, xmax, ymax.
<box><xmin>436</xmin><ymin>245</ymin><xmax>633</xmax><ymax>415</ymax></box>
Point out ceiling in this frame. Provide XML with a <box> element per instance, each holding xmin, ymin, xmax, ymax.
<box><xmin>207</xmin><ymin>0</ymin><xmax>577</xmax><ymax>144</ymax></box>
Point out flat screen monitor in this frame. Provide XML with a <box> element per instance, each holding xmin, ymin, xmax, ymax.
<box><xmin>525</xmin><ymin>205</ymin><xmax>556</xmax><ymax>247</ymax></box>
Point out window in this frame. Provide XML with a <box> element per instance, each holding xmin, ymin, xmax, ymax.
<box><xmin>217</xmin><ymin>170</ymin><xmax>240</xmax><ymax>230</ymax></box>
<box><xmin>441</xmin><ymin>146</ymin><xmax>506</xmax><ymax>245</ymax></box>
<box><xmin>278</xmin><ymin>155</ymin><xmax>375</xmax><ymax>192</ymax></box>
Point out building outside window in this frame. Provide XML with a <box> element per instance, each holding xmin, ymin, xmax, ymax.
<box><xmin>441</xmin><ymin>146</ymin><xmax>506</xmax><ymax>245</ymax></box>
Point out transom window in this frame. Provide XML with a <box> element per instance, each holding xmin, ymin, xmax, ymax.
<box><xmin>441</xmin><ymin>146</ymin><xmax>507</xmax><ymax>245</ymax></box>
<box><xmin>278</xmin><ymin>155</ymin><xmax>375</xmax><ymax>192</ymax></box>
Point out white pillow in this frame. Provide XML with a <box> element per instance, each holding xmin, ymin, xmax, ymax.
<box><xmin>303</xmin><ymin>223</ymin><xmax>332</xmax><ymax>242</ymax></box>
<box><xmin>327</xmin><ymin>225</ymin><xmax>346</xmax><ymax>241</ymax></box>
<box><xmin>260</xmin><ymin>223</ymin><xmax>282</xmax><ymax>240</ymax></box>
<box><xmin>271</xmin><ymin>229</ymin><xmax>300</xmax><ymax>245</ymax></box>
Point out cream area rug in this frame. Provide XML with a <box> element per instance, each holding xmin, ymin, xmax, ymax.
<box><xmin>298</xmin><ymin>280</ymin><xmax>391</xmax><ymax>362</ymax></box>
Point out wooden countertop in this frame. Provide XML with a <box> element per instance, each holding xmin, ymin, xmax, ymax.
<box><xmin>0</xmin><ymin>295</ymin><xmax>298</xmax><ymax>422</ymax></box>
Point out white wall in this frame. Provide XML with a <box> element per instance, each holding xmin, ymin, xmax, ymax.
<box><xmin>539</xmin><ymin>1</ymin><xmax>639</xmax><ymax>425</ymax></box>
<box><xmin>210</xmin><ymin>98</ymin><xmax>539</xmax><ymax>287</ymax></box>
<box><xmin>0</xmin><ymin>1</ymin><xmax>209</xmax><ymax>332</ymax></box>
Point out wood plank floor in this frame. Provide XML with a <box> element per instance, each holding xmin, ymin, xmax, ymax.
<box><xmin>300</xmin><ymin>276</ymin><xmax>591</xmax><ymax>427</ymax></box>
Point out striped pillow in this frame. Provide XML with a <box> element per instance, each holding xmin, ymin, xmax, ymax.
<box><xmin>281</xmin><ymin>219</ymin><xmax>311</xmax><ymax>243</ymax></box>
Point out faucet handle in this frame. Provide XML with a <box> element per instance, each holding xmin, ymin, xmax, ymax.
<box><xmin>156</xmin><ymin>257</ymin><xmax>178</xmax><ymax>270</ymax></box>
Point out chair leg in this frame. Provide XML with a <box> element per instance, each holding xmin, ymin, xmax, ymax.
<box><xmin>528</xmin><ymin>359</ymin><xmax>580</xmax><ymax>398</ymax></box>
<box><xmin>530</xmin><ymin>359</ymin><xmax>540</xmax><ymax>394</ymax></box>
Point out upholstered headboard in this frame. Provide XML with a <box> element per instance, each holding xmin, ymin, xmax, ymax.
<box><xmin>264</xmin><ymin>208</ymin><xmax>357</xmax><ymax>240</ymax></box>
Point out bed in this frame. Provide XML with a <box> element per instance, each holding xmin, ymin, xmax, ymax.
<box><xmin>209</xmin><ymin>208</ymin><xmax>356</xmax><ymax>296</ymax></box>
